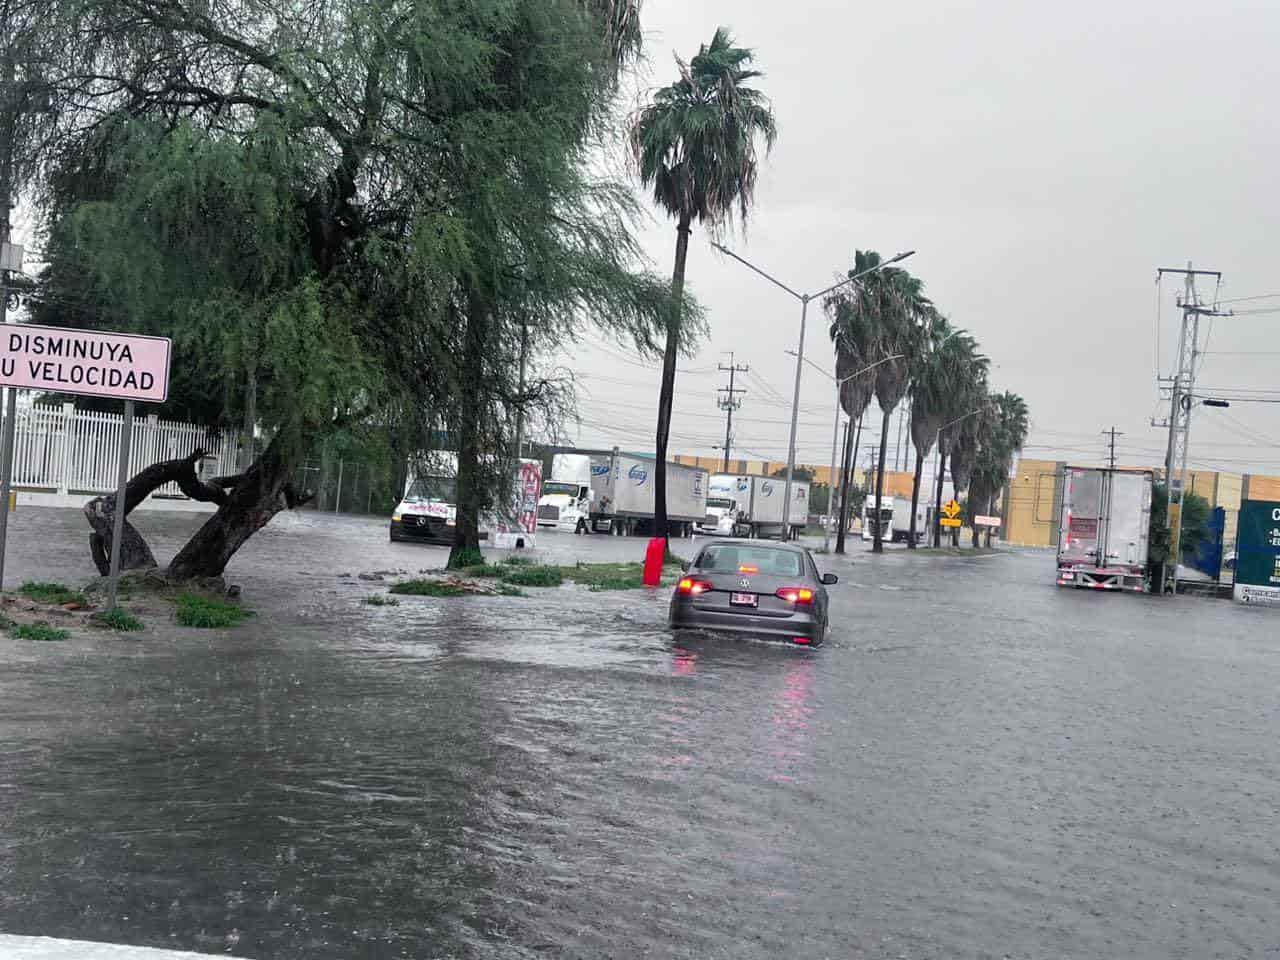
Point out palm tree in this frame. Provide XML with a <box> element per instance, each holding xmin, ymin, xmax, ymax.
<box><xmin>629</xmin><ymin>28</ymin><xmax>776</xmax><ymax>542</ymax></box>
<box><xmin>825</xmin><ymin>253</ymin><xmax>880</xmax><ymax>554</ymax></box>
<box><xmin>865</xmin><ymin>265</ymin><xmax>931</xmax><ymax>553</ymax></box>
<box><xmin>932</xmin><ymin>365</ymin><xmax>989</xmax><ymax>547</ymax></box>
<box><xmin>969</xmin><ymin>391</ymin><xmax>1030</xmax><ymax>547</ymax></box>
<box><xmin>906</xmin><ymin>320</ymin><xmax>986</xmax><ymax>548</ymax></box>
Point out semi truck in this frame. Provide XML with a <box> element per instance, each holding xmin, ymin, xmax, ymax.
<box><xmin>707</xmin><ymin>473</ymin><xmax>810</xmax><ymax>540</ymax></box>
<box><xmin>861</xmin><ymin>496</ymin><xmax>928</xmax><ymax>543</ymax></box>
<box><xmin>537</xmin><ymin>450</ymin><xmax>708</xmax><ymax>536</ymax></box>
<box><xmin>1056</xmin><ymin>466</ymin><xmax>1152</xmax><ymax>592</ymax></box>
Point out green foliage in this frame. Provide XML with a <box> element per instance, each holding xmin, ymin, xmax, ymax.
<box><xmin>12</xmin><ymin>623</ymin><xmax>71</xmax><ymax>642</ymax></box>
<box><xmin>1149</xmin><ymin>485</ymin><xmax>1214</xmax><ymax>565</ymax></box>
<box><xmin>18</xmin><ymin>582</ymin><xmax>87</xmax><ymax>606</ymax></box>
<box><xmin>495</xmin><ymin>583</ymin><xmax>527</xmax><ymax>597</ymax></box>
<box><xmin>93</xmin><ymin>608</ymin><xmax>144</xmax><ymax>632</ymax></box>
<box><xmin>500</xmin><ymin>566</ymin><xmax>565</xmax><ymax>588</ymax></box>
<box><xmin>447</xmin><ymin>548</ymin><xmax>486</xmax><ymax>572</ymax></box>
<box><xmin>389</xmin><ymin>580</ymin><xmax>473</xmax><ymax>598</ymax></box>
<box><xmin>462</xmin><ymin>564</ymin><xmax>506</xmax><ymax>578</ymax></box>
<box><xmin>175</xmin><ymin>593</ymin><xmax>251</xmax><ymax>628</ymax></box>
<box><xmin>502</xmin><ymin>555</ymin><xmax>535</xmax><ymax>567</ymax></box>
<box><xmin>363</xmin><ymin>594</ymin><xmax>400</xmax><ymax>607</ymax></box>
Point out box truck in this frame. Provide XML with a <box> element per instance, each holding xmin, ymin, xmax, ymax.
<box><xmin>861</xmin><ymin>496</ymin><xmax>927</xmax><ymax>543</ymax></box>
<box><xmin>1056</xmin><ymin>466</ymin><xmax>1152</xmax><ymax>592</ymax></box>
<box><xmin>390</xmin><ymin>454</ymin><xmax>542</xmax><ymax>548</ymax></box>
<box><xmin>536</xmin><ymin>453</ymin><xmax>601</xmax><ymax>533</ymax></box>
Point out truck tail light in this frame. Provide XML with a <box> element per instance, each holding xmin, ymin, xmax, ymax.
<box><xmin>677</xmin><ymin>578</ymin><xmax>713</xmax><ymax>596</ymax></box>
<box><xmin>776</xmin><ymin>587</ymin><xmax>815</xmax><ymax>605</ymax></box>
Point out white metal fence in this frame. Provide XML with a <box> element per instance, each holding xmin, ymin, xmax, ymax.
<box><xmin>12</xmin><ymin>403</ymin><xmax>240</xmax><ymax>499</ymax></box>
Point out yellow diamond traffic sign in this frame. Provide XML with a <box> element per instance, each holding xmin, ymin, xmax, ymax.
<box><xmin>942</xmin><ymin>499</ymin><xmax>962</xmax><ymax>519</ymax></box>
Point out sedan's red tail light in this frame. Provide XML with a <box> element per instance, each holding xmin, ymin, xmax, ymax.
<box><xmin>776</xmin><ymin>587</ymin><xmax>815</xmax><ymax>605</ymax></box>
<box><xmin>677</xmin><ymin>578</ymin><xmax>713</xmax><ymax>596</ymax></box>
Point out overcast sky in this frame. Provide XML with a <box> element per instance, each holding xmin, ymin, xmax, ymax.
<box><xmin>563</xmin><ymin>0</ymin><xmax>1280</xmax><ymax>478</ymax></box>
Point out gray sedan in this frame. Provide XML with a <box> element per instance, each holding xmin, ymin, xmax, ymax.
<box><xmin>668</xmin><ymin>539</ymin><xmax>837</xmax><ymax>646</ymax></box>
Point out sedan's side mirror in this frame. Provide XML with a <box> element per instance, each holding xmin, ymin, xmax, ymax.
<box><xmin>821</xmin><ymin>573</ymin><xmax>838</xmax><ymax>585</ymax></box>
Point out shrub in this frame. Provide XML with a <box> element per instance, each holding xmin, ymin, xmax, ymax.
<box><xmin>461</xmin><ymin>563</ymin><xmax>505</xmax><ymax>578</ymax></box>
<box><xmin>19</xmin><ymin>582</ymin><xmax>87</xmax><ymax>606</ymax></box>
<box><xmin>363</xmin><ymin>594</ymin><xmax>400</xmax><ymax>606</ymax></box>
<box><xmin>175</xmin><ymin>593</ymin><xmax>251</xmax><ymax>628</ymax></box>
<box><xmin>94</xmin><ymin>608</ymin><xmax>145</xmax><ymax>632</ymax></box>
<box><xmin>502</xmin><ymin>555</ymin><xmax>534</xmax><ymax>567</ymax></box>
<box><xmin>12</xmin><ymin>623</ymin><xmax>71</xmax><ymax>642</ymax></box>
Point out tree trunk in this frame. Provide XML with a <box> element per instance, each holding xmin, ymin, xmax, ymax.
<box><xmin>908</xmin><ymin>445</ymin><xmax>925</xmax><ymax>549</ymax></box>
<box><xmin>654</xmin><ymin>216</ymin><xmax>691</xmax><ymax>546</ymax></box>
<box><xmin>834</xmin><ymin>415</ymin><xmax>857</xmax><ymax>555</ymax></box>
<box><xmin>449</xmin><ymin>295</ymin><xmax>488</xmax><ymax>568</ymax></box>
<box><xmin>872</xmin><ymin>408</ymin><xmax>892</xmax><ymax>554</ymax></box>
<box><xmin>933</xmin><ymin>452</ymin><xmax>946</xmax><ymax>548</ymax></box>
<box><xmin>83</xmin><ymin>449</ymin><xmax>228</xmax><ymax>575</ymax></box>
<box><xmin>167</xmin><ymin>436</ymin><xmax>313</xmax><ymax>580</ymax></box>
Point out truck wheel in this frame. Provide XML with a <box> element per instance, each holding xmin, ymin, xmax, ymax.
<box><xmin>575</xmin><ymin>518</ymin><xmax>587</xmax><ymax>535</ymax></box>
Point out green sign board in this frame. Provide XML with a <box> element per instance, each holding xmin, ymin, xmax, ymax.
<box><xmin>1233</xmin><ymin>499</ymin><xmax>1280</xmax><ymax>606</ymax></box>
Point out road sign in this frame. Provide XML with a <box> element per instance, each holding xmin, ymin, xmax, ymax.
<box><xmin>940</xmin><ymin>517</ymin><xmax>962</xmax><ymax>528</ymax></box>
<box><xmin>1234</xmin><ymin>500</ymin><xmax>1280</xmax><ymax>606</ymax></box>
<box><xmin>974</xmin><ymin>515</ymin><xmax>1001</xmax><ymax>528</ymax></box>
<box><xmin>942</xmin><ymin>499</ymin><xmax>961</xmax><ymax>519</ymax></box>
<box><xmin>0</xmin><ymin>324</ymin><xmax>171</xmax><ymax>403</ymax></box>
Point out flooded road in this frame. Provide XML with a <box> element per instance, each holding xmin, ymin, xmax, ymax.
<box><xmin>2</xmin><ymin>508</ymin><xmax>1279</xmax><ymax>958</ymax></box>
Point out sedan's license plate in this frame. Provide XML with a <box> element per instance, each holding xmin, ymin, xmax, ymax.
<box><xmin>730</xmin><ymin>592</ymin><xmax>757</xmax><ymax>607</ymax></box>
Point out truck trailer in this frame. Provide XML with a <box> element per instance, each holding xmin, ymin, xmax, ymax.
<box><xmin>591</xmin><ymin>452</ymin><xmax>708</xmax><ymax>537</ymax></box>
<box><xmin>1056</xmin><ymin>466</ymin><xmax>1152</xmax><ymax>592</ymax></box>
<box><xmin>707</xmin><ymin>473</ymin><xmax>809</xmax><ymax>540</ymax></box>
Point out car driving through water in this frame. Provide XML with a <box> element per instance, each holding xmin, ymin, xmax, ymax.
<box><xmin>668</xmin><ymin>539</ymin><xmax>837</xmax><ymax>646</ymax></box>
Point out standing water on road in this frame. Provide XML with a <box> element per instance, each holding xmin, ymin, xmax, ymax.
<box><xmin>1</xmin><ymin>509</ymin><xmax>1279</xmax><ymax>958</ymax></box>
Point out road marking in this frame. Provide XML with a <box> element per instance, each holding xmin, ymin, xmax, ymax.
<box><xmin>0</xmin><ymin>935</ymin><xmax>252</xmax><ymax>959</ymax></box>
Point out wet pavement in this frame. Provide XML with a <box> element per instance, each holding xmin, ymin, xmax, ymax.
<box><xmin>1</xmin><ymin>507</ymin><xmax>1279</xmax><ymax>959</ymax></box>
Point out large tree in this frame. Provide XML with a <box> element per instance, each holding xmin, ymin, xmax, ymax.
<box><xmin>28</xmin><ymin>0</ymin><xmax>677</xmax><ymax>580</ymax></box>
<box><xmin>629</xmin><ymin>27</ymin><xmax>775</xmax><ymax>544</ymax></box>
<box><xmin>968</xmin><ymin>390</ymin><xmax>1029</xmax><ymax>548</ymax></box>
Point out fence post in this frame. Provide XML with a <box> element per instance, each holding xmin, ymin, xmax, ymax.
<box><xmin>57</xmin><ymin>402</ymin><xmax>76</xmax><ymax>495</ymax></box>
<box><xmin>145</xmin><ymin>414</ymin><xmax>159</xmax><ymax>499</ymax></box>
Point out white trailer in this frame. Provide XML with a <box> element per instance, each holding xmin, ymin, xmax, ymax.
<box><xmin>861</xmin><ymin>496</ymin><xmax>926</xmax><ymax>543</ymax></box>
<box><xmin>590</xmin><ymin>452</ymin><xmax>708</xmax><ymax>537</ymax></box>
<box><xmin>706</xmin><ymin>473</ymin><xmax>808</xmax><ymax>539</ymax></box>
<box><xmin>1056</xmin><ymin>466</ymin><xmax>1152</xmax><ymax>592</ymax></box>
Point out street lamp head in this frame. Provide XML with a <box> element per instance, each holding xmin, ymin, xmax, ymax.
<box><xmin>887</xmin><ymin>251</ymin><xmax>916</xmax><ymax>265</ymax></box>
<box><xmin>1202</xmin><ymin>398</ymin><xmax>1231</xmax><ymax>408</ymax></box>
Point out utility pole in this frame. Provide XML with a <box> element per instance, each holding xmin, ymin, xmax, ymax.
<box><xmin>0</xmin><ymin>23</ymin><xmax>19</xmax><ymax>591</ymax></box>
<box><xmin>1103</xmin><ymin>427</ymin><xmax>1123</xmax><ymax>470</ymax></box>
<box><xmin>1156</xmin><ymin>263</ymin><xmax>1230</xmax><ymax>594</ymax></box>
<box><xmin>717</xmin><ymin>353</ymin><xmax>748</xmax><ymax>472</ymax></box>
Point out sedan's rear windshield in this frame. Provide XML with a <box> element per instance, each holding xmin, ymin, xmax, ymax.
<box><xmin>697</xmin><ymin>544</ymin><xmax>801</xmax><ymax>576</ymax></box>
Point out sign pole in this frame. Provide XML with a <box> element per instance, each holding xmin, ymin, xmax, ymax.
<box><xmin>0</xmin><ymin>386</ymin><xmax>16</xmax><ymax>590</ymax></box>
<box><xmin>107</xmin><ymin>400</ymin><xmax>135</xmax><ymax>610</ymax></box>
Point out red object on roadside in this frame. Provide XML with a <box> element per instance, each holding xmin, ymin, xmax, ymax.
<box><xmin>643</xmin><ymin>537</ymin><xmax>665</xmax><ymax>587</ymax></box>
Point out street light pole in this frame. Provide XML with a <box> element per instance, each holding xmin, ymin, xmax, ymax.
<box><xmin>712</xmin><ymin>244</ymin><xmax>914</xmax><ymax>540</ymax></box>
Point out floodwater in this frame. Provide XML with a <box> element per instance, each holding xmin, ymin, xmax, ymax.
<box><xmin>1</xmin><ymin>508</ymin><xmax>1279</xmax><ymax>959</ymax></box>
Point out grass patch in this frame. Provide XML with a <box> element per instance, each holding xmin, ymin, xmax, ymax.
<box><xmin>19</xmin><ymin>581</ymin><xmax>87</xmax><ymax>606</ymax></box>
<box><xmin>175</xmin><ymin>593</ymin><xmax>251</xmax><ymax>628</ymax></box>
<box><xmin>495</xmin><ymin>582</ymin><xmax>526</xmax><ymax>597</ymax></box>
<box><xmin>461</xmin><ymin>563</ymin><xmax>506</xmax><ymax>578</ymax></box>
<box><xmin>363</xmin><ymin>594</ymin><xmax>400</xmax><ymax>607</ymax></box>
<box><xmin>93</xmin><ymin>608</ymin><xmax>144</xmax><ymax>632</ymax></box>
<box><xmin>499</xmin><ymin>565</ymin><xmax>564</xmax><ymax>588</ymax></box>
<box><xmin>389</xmin><ymin>579</ymin><xmax>473</xmax><ymax>598</ymax></box>
<box><xmin>12</xmin><ymin>623</ymin><xmax>71</xmax><ymax>642</ymax></box>
<box><xmin>502</xmin><ymin>555</ymin><xmax>535</xmax><ymax>567</ymax></box>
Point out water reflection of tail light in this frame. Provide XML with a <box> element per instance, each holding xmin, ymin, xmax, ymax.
<box><xmin>775</xmin><ymin>587</ymin><xmax>815</xmax><ymax>604</ymax></box>
<box><xmin>677</xmin><ymin>578</ymin><xmax>713</xmax><ymax>595</ymax></box>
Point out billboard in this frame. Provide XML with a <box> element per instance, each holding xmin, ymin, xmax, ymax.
<box><xmin>1233</xmin><ymin>500</ymin><xmax>1280</xmax><ymax>606</ymax></box>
